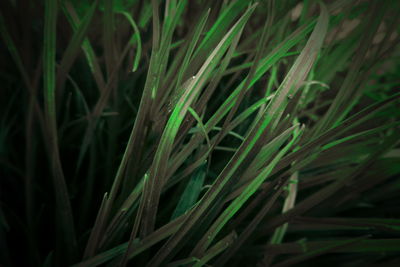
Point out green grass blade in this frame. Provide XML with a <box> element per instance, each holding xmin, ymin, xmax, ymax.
<box><xmin>193</xmin><ymin>231</ymin><xmax>237</xmax><ymax>267</ymax></box>
<box><xmin>57</xmin><ymin>0</ymin><xmax>99</xmax><ymax>92</ymax></box>
<box><xmin>43</xmin><ymin>0</ymin><xmax>77</xmax><ymax>263</ymax></box>
<box><xmin>171</xmin><ymin>163</ymin><xmax>206</xmax><ymax>220</ymax></box>
<box><xmin>118</xmin><ymin>11</ymin><xmax>142</xmax><ymax>72</ymax></box>
<box><xmin>174</xmin><ymin>8</ymin><xmax>210</xmax><ymax>97</ymax></box>
<box><xmin>270</xmin><ymin>172</ymin><xmax>299</xmax><ymax>244</ymax></box>
<box><xmin>62</xmin><ymin>1</ymin><xmax>106</xmax><ymax>91</ymax></box>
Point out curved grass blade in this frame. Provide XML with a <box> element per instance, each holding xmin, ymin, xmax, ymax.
<box><xmin>118</xmin><ymin>11</ymin><xmax>142</xmax><ymax>72</ymax></box>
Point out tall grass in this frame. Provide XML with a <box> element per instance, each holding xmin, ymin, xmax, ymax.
<box><xmin>1</xmin><ymin>0</ymin><xmax>399</xmax><ymax>266</ymax></box>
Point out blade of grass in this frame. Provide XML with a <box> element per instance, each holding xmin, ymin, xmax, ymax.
<box><xmin>56</xmin><ymin>0</ymin><xmax>99</xmax><ymax>95</ymax></box>
<box><xmin>171</xmin><ymin>8</ymin><xmax>210</xmax><ymax>105</ymax></box>
<box><xmin>170</xmin><ymin>162</ymin><xmax>207</xmax><ymax>220</ymax></box>
<box><xmin>262</xmin><ymin>172</ymin><xmax>299</xmax><ymax>265</ymax></box>
<box><xmin>192</xmin><ymin>231</ymin><xmax>237</xmax><ymax>267</ymax></box>
<box><xmin>117</xmin><ymin>11</ymin><xmax>142</xmax><ymax>72</ymax></box>
<box><xmin>270</xmin><ymin>172</ymin><xmax>298</xmax><ymax>244</ymax></box>
<box><xmin>151</xmin><ymin>0</ymin><xmax>187</xmax><ymax>109</ymax></box>
<box><xmin>43</xmin><ymin>0</ymin><xmax>77</xmax><ymax>263</ymax></box>
<box><xmin>83</xmin><ymin>193</ymin><xmax>109</xmax><ymax>258</ymax></box>
<box><xmin>62</xmin><ymin>1</ymin><xmax>106</xmax><ymax>92</ymax></box>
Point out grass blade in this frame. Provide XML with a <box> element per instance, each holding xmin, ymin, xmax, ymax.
<box><xmin>57</xmin><ymin>0</ymin><xmax>99</xmax><ymax>94</ymax></box>
<box><xmin>43</xmin><ymin>0</ymin><xmax>77</xmax><ymax>262</ymax></box>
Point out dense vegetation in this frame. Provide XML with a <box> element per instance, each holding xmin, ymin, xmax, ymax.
<box><xmin>1</xmin><ymin>0</ymin><xmax>399</xmax><ymax>266</ymax></box>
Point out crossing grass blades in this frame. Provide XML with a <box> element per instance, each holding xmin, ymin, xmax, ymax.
<box><xmin>1</xmin><ymin>0</ymin><xmax>400</xmax><ymax>266</ymax></box>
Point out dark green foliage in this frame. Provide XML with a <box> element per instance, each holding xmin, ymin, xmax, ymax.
<box><xmin>0</xmin><ymin>0</ymin><xmax>399</xmax><ymax>266</ymax></box>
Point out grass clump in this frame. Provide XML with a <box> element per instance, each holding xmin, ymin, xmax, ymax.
<box><xmin>0</xmin><ymin>0</ymin><xmax>399</xmax><ymax>266</ymax></box>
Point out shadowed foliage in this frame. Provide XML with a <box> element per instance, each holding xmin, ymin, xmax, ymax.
<box><xmin>0</xmin><ymin>0</ymin><xmax>399</xmax><ymax>266</ymax></box>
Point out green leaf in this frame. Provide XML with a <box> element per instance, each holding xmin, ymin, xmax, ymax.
<box><xmin>171</xmin><ymin>163</ymin><xmax>206</xmax><ymax>220</ymax></box>
<box><xmin>57</xmin><ymin>0</ymin><xmax>99</xmax><ymax>91</ymax></box>
<box><xmin>44</xmin><ymin>0</ymin><xmax>77</xmax><ymax>262</ymax></box>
